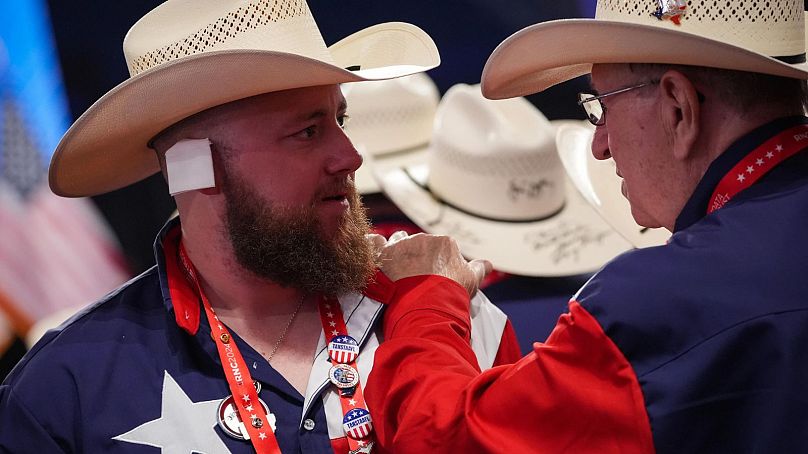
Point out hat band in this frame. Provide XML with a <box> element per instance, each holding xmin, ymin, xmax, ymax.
<box><xmin>404</xmin><ymin>169</ymin><xmax>566</xmax><ymax>224</ymax></box>
<box><xmin>774</xmin><ymin>53</ymin><xmax>806</xmax><ymax>64</ymax></box>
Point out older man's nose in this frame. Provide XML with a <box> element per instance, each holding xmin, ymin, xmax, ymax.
<box><xmin>591</xmin><ymin>125</ymin><xmax>611</xmax><ymax>160</ymax></box>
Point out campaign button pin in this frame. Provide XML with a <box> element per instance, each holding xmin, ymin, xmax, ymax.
<box><xmin>328</xmin><ymin>335</ymin><xmax>359</xmax><ymax>364</ymax></box>
<box><xmin>342</xmin><ymin>408</ymin><xmax>374</xmax><ymax>439</ymax></box>
<box><xmin>329</xmin><ymin>364</ymin><xmax>360</xmax><ymax>389</ymax></box>
<box><xmin>217</xmin><ymin>395</ymin><xmax>276</xmax><ymax>440</ymax></box>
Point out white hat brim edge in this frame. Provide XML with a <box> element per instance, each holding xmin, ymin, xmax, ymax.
<box><xmin>555</xmin><ymin>123</ymin><xmax>671</xmax><ymax>248</ymax></box>
<box><xmin>481</xmin><ymin>19</ymin><xmax>808</xmax><ymax>99</ymax></box>
<box><xmin>355</xmin><ymin>143</ymin><xmax>430</xmax><ymax>194</ymax></box>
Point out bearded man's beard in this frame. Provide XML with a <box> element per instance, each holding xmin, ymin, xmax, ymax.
<box><xmin>222</xmin><ymin>175</ymin><xmax>377</xmax><ymax>296</ymax></box>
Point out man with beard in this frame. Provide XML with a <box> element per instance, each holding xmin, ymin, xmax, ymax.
<box><xmin>0</xmin><ymin>1</ymin><xmax>520</xmax><ymax>453</ymax></box>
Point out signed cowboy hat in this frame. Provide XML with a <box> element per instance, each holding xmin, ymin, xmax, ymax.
<box><xmin>482</xmin><ymin>0</ymin><xmax>808</xmax><ymax>99</ymax></box>
<box><xmin>374</xmin><ymin>84</ymin><xmax>633</xmax><ymax>277</ymax></box>
<box><xmin>555</xmin><ymin>123</ymin><xmax>670</xmax><ymax>248</ymax></box>
<box><xmin>341</xmin><ymin>73</ymin><xmax>440</xmax><ymax>194</ymax></box>
<box><xmin>49</xmin><ymin>0</ymin><xmax>440</xmax><ymax>197</ymax></box>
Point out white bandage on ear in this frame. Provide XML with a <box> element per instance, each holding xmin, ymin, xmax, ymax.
<box><xmin>165</xmin><ymin>139</ymin><xmax>216</xmax><ymax>195</ymax></box>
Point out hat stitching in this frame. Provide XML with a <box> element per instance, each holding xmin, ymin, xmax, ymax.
<box><xmin>403</xmin><ymin>167</ymin><xmax>567</xmax><ymax>224</ymax></box>
<box><xmin>130</xmin><ymin>0</ymin><xmax>307</xmax><ymax>75</ymax></box>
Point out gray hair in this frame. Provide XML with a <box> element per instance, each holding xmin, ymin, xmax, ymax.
<box><xmin>627</xmin><ymin>63</ymin><xmax>808</xmax><ymax>116</ymax></box>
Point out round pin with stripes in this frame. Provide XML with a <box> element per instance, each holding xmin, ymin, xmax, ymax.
<box><xmin>342</xmin><ymin>408</ymin><xmax>374</xmax><ymax>439</ymax></box>
<box><xmin>329</xmin><ymin>364</ymin><xmax>360</xmax><ymax>389</ymax></box>
<box><xmin>328</xmin><ymin>335</ymin><xmax>360</xmax><ymax>364</ymax></box>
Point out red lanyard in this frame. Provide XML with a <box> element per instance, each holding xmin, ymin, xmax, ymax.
<box><xmin>318</xmin><ymin>296</ymin><xmax>376</xmax><ymax>453</ymax></box>
<box><xmin>177</xmin><ymin>242</ymin><xmax>282</xmax><ymax>454</ymax></box>
<box><xmin>708</xmin><ymin>123</ymin><xmax>808</xmax><ymax>214</ymax></box>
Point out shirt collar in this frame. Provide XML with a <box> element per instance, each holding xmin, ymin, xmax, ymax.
<box><xmin>674</xmin><ymin>115</ymin><xmax>808</xmax><ymax>232</ymax></box>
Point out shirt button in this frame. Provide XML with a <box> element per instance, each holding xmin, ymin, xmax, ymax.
<box><xmin>303</xmin><ymin>419</ymin><xmax>316</xmax><ymax>431</ymax></box>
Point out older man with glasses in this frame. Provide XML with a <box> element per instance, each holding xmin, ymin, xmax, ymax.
<box><xmin>363</xmin><ymin>1</ymin><xmax>808</xmax><ymax>452</ymax></box>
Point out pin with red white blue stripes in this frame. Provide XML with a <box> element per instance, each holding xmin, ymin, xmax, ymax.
<box><xmin>342</xmin><ymin>408</ymin><xmax>374</xmax><ymax>439</ymax></box>
<box><xmin>328</xmin><ymin>335</ymin><xmax>360</xmax><ymax>364</ymax></box>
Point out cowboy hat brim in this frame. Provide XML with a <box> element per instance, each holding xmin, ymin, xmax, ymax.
<box><xmin>374</xmin><ymin>161</ymin><xmax>634</xmax><ymax>277</ymax></box>
<box><xmin>555</xmin><ymin>123</ymin><xmax>671</xmax><ymax>248</ymax></box>
<box><xmin>354</xmin><ymin>143</ymin><xmax>429</xmax><ymax>194</ymax></box>
<box><xmin>481</xmin><ymin>19</ymin><xmax>808</xmax><ymax>100</ymax></box>
<box><xmin>50</xmin><ymin>22</ymin><xmax>440</xmax><ymax>197</ymax></box>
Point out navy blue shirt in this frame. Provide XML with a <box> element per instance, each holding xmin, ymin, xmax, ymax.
<box><xmin>0</xmin><ymin>219</ymin><xmax>335</xmax><ymax>453</ymax></box>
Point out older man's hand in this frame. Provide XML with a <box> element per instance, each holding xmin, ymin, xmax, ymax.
<box><xmin>368</xmin><ymin>232</ymin><xmax>492</xmax><ymax>296</ymax></box>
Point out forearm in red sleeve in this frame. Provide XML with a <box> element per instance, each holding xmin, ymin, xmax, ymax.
<box><xmin>366</xmin><ymin>275</ymin><xmax>655</xmax><ymax>454</ymax></box>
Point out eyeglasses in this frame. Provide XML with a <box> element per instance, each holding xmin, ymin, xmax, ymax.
<box><xmin>577</xmin><ymin>81</ymin><xmax>655</xmax><ymax>126</ymax></box>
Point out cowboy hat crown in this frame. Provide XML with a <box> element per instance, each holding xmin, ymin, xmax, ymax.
<box><xmin>482</xmin><ymin>0</ymin><xmax>808</xmax><ymax>99</ymax></box>
<box><xmin>342</xmin><ymin>73</ymin><xmax>440</xmax><ymax>194</ymax></box>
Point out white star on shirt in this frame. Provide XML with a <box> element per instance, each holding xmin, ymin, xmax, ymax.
<box><xmin>349</xmin><ymin>398</ymin><xmax>357</xmax><ymax>406</ymax></box>
<box><xmin>331</xmin><ymin>330</ymin><xmax>339</xmax><ymax>336</ymax></box>
<box><xmin>766</xmin><ymin>151</ymin><xmax>774</xmax><ymax>158</ymax></box>
<box><xmin>756</xmin><ymin>158</ymin><xmax>764</xmax><ymax>166</ymax></box>
<box><xmin>242</xmin><ymin>394</ymin><xmax>251</xmax><ymax>403</ymax></box>
<box><xmin>259</xmin><ymin>432</ymin><xmax>267</xmax><ymax>440</ymax></box>
<box><xmin>326</xmin><ymin>312</ymin><xmax>334</xmax><ymax>318</ymax></box>
<box><xmin>737</xmin><ymin>173</ymin><xmax>746</xmax><ymax>182</ymax></box>
<box><xmin>357</xmin><ymin>440</ymin><xmax>366</xmax><ymax>447</ymax></box>
<box><xmin>113</xmin><ymin>371</ymin><xmax>229</xmax><ymax>453</ymax></box>
<box><xmin>329</xmin><ymin>321</ymin><xmax>336</xmax><ymax>327</ymax></box>
<box><xmin>245</xmin><ymin>404</ymin><xmax>254</xmax><ymax>411</ymax></box>
<box><xmin>746</xmin><ymin>165</ymin><xmax>754</xmax><ymax>174</ymax></box>
<box><xmin>776</xmin><ymin>144</ymin><xmax>784</xmax><ymax>152</ymax></box>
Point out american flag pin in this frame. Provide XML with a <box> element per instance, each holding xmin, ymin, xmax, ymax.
<box><xmin>342</xmin><ymin>408</ymin><xmax>374</xmax><ymax>439</ymax></box>
<box><xmin>652</xmin><ymin>0</ymin><xmax>687</xmax><ymax>25</ymax></box>
<box><xmin>328</xmin><ymin>335</ymin><xmax>360</xmax><ymax>364</ymax></box>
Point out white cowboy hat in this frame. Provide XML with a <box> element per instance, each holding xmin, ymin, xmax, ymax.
<box><xmin>341</xmin><ymin>73</ymin><xmax>440</xmax><ymax>194</ymax></box>
<box><xmin>49</xmin><ymin>0</ymin><xmax>440</xmax><ymax>197</ymax></box>
<box><xmin>555</xmin><ymin>123</ymin><xmax>670</xmax><ymax>248</ymax></box>
<box><xmin>374</xmin><ymin>84</ymin><xmax>633</xmax><ymax>277</ymax></box>
<box><xmin>481</xmin><ymin>0</ymin><xmax>808</xmax><ymax>99</ymax></box>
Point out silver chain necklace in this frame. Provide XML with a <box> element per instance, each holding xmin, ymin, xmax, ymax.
<box><xmin>263</xmin><ymin>293</ymin><xmax>307</xmax><ymax>363</ymax></box>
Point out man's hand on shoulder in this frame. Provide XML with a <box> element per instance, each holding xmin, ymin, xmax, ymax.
<box><xmin>367</xmin><ymin>231</ymin><xmax>492</xmax><ymax>296</ymax></box>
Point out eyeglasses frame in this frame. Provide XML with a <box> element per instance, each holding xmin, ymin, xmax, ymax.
<box><xmin>577</xmin><ymin>81</ymin><xmax>656</xmax><ymax>126</ymax></box>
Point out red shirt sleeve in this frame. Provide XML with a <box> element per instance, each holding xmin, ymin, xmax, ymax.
<box><xmin>492</xmin><ymin>319</ymin><xmax>522</xmax><ymax>366</ymax></box>
<box><xmin>365</xmin><ymin>275</ymin><xmax>654</xmax><ymax>453</ymax></box>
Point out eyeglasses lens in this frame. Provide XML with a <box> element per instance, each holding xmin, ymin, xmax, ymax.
<box><xmin>578</xmin><ymin>93</ymin><xmax>603</xmax><ymax>126</ymax></box>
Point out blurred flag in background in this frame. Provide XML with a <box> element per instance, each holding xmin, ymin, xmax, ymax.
<box><xmin>0</xmin><ymin>0</ymin><xmax>130</xmax><ymax>353</ymax></box>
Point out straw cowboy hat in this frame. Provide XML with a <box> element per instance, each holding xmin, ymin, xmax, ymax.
<box><xmin>49</xmin><ymin>0</ymin><xmax>440</xmax><ymax>197</ymax></box>
<box><xmin>374</xmin><ymin>84</ymin><xmax>633</xmax><ymax>277</ymax></box>
<box><xmin>341</xmin><ymin>73</ymin><xmax>440</xmax><ymax>194</ymax></box>
<box><xmin>555</xmin><ymin>123</ymin><xmax>670</xmax><ymax>248</ymax></box>
<box><xmin>481</xmin><ymin>0</ymin><xmax>808</xmax><ymax>99</ymax></box>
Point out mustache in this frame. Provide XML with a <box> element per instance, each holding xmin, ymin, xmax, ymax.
<box><xmin>314</xmin><ymin>178</ymin><xmax>358</xmax><ymax>201</ymax></box>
